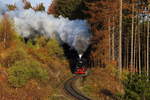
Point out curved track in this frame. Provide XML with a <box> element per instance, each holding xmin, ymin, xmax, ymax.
<box><xmin>64</xmin><ymin>76</ymin><xmax>91</xmax><ymax>100</ymax></box>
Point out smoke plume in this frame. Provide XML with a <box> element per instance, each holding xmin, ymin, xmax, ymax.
<box><xmin>0</xmin><ymin>1</ymin><xmax>91</xmax><ymax>54</ymax></box>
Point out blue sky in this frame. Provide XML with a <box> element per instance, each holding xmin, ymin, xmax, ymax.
<box><xmin>1</xmin><ymin>0</ymin><xmax>52</xmax><ymax>10</ymax></box>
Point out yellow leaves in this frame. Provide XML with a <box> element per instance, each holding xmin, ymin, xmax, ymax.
<box><xmin>46</xmin><ymin>39</ymin><xmax>64</xmax><ymax>58</ymax></box>
<box><xmin>0</xmin><ymin>15</ymin><xmax>18</xmax><ymax>49</ymax></box>
<box><xmin>0</xmin><ymin>15</ymin><xmax>69</xmax><ymax>99</ymax></box>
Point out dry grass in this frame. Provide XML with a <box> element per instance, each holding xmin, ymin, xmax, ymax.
<box><xmin>0</xmin><ymin>66</ymin><xmax>71</xmax><ymax>100</ymax></box>
<box><xmin>77</xmin><ymin>65</ymin><xmax>124</xmax><ymax>100</ymax></box>
<box><xmin>0</xmin><ymin>41</ymin><xmax>71</xmax><ymax>100</ymax></box>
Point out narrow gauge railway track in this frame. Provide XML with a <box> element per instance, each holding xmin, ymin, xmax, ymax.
<box><xmin>64</xmin><ymin>76</ymin><xmax>91</xmax><ymax>100</ymax></box>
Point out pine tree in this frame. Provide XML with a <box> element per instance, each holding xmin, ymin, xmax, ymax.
<box><xmin>23</xmin><ymin>0</ymin><xmax>32</xmax><ymax>9</ymax></box>
<box><xmin>7</xmin><ymin>4</ymin><xmax>17</xmax><ymax>11</ymax></box>
<box><xmin>33</xmin><ymin>3</ymin><xmax>45</xmax><ymax>11</ymax></box>
<box><xmin>48</xmin><ymin>0</ymin><xmax>87</xmax><ymax>19</ymax></box>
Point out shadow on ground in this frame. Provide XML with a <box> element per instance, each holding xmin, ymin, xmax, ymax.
<box><xmin>100</xmin><ymin>89</ymin><xmax>118</xmax><ymax>100</ymax></box>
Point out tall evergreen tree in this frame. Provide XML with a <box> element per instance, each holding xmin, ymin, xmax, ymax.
<box><xmin>48</xmin><ymin>0</ymin><xmax>87</xmax><ymax>19</ymax></box>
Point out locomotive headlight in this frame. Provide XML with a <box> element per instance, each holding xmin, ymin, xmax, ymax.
<box><xmin>79</xmin><ymin>54</ymin><xmax>82</xmax><ymax>59</ymax></box>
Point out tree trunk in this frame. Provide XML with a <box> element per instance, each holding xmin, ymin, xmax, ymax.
<box><xmin>119</xmin><ymin>0</ymin><xmax>123</xmax><ymax>75</ymax></box>
<box><xmin>137</xmin><ymin>15</ymin><xmax>141</xmax><ymax>74</ymax></box>
<box><xmin>112</xmin><ymin>17</ymin><xmax>115</xmax><ymax>61</ymax></box>
<box><xmin>147</xmin><ymin>19</ymin><xmax>149</xmax><ymax>78</ymax></box>
<box><xmin>108</xmin><ymin>18</ymin><xmax>111</xmax><ymax>62</ymax></box>
<box><xmin>126</xmin><ymin>40</ymin><xmax>129</xmax><ymax>70</ymax></box>
<box><xmin>118</xmin><ymin>0</ymin><xmax>123</xmax><ymax>76</ymax></box>
<box><xmin>130</xmin><ymin>3</ymin><xmax>134</xmax><ymax>72</ymax></box>
<box><xmin>139</xmin><ymin>32</ymin><xmax>141</xmax><ymax>74</ymax></box>
<box><xmin>134</xmin><ymin>15</ymin><xmax>139</xmax><ymax>72</ymax></box>
<box><xmin>134</xmin><ymin>25</ymin><xmax>137</xmax><ymax>72</ymax></box>
<box><xmin>3</xmin><ymin>20</ymin><xmax>7</xmax><ymax>49</ymax></box>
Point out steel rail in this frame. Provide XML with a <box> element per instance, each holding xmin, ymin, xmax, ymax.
<box><xmin>64</xmin><ymin>76</ymin><xmax>91</xmax><ymax>100</ymax></box>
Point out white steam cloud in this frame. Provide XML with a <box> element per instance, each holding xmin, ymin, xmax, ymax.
<box><xmin>0</xmin><ymin>1</ymin><xmax>8</xmax><ymax>15</ymax></box>
<box><xmin>0</xmin><ymin>1</ymin><xmax>91</xmax><ymax>54</ymax></box>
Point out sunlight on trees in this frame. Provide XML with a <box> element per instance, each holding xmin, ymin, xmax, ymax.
<box><xmin>2</xmin><ymin>48</ymin><xmax>28</xmax><ymax>67</ymax></box>
<box><xmin>0</xmin><ymin>15</ymin><xmax>18</xmax><ymax>49</ymax></box>
<box><xmin>8</xmin><ymin>59</ymin><xmax>49</xmax><ymax>88</ymax></box>
<box><xmin>46</xmin><ymin>39</ymin><xmax>64</xmax><ymax>58</ymax></box>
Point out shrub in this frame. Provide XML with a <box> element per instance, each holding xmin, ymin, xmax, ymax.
<box><xmin>8</xmin><ymin>64</ymin><xmax>31</xmax><ymax>87</ymax></box>
<box><xmin>36</xmin><ymin>36</ymin><xmax>48</xmax><ymax>47</ymax></box>
<box><xmin>2</xmin><ymin>48</ymin><xmax>28</xmax><ymax>67</ymax></box>
<box><xmin>8</xmin><ymin>59</ymin><xmax>49</xmax><ymax>87</ymax></box>
<box><xmin>124</xmin><ymin>89</ymin><xmax>140</xmax><ymax>100</ymax></box>
<box><xmin>29</xmin><ymin>64</ymin><xmax>49</xmax><ymax>82</ymax></box>
<box><xmin>117</xmin><ymin>73</ymin><xmax>150</xmax><ymax>100</ymax></box>
<box><xmin>46</xmin><ymin>39</ymin><xmax>64</xmax><ymax>58</ymax></box>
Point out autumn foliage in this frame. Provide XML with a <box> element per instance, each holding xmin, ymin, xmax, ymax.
<box><xmin>84</xmin><ymin>0</ymin><xmax>119</xmax><ymax>67</ymax></box>
<box><xmin>0</xmin><ymin>16</ymin><xmax>70</xmax><ymax>99</ymax></box>
<box><xmin>23</xmin><ymin>0</ymin><xmax>32</xmax><ymax>9</ymax></box>
<box><xmin>0</xmin><ymin>15</ymin><xmax>17</xmax><ymax>49</ymax></box>
<box><xmin>48</xmin><ymin>0</ymin><xmax>87</xmax><ymax>19</ymax></box>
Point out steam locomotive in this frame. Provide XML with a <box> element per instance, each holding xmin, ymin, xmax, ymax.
<box><xmin>73</xmin><ymin>54</ymin><xmax>88</xmax><ymax>76</ymax></box>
